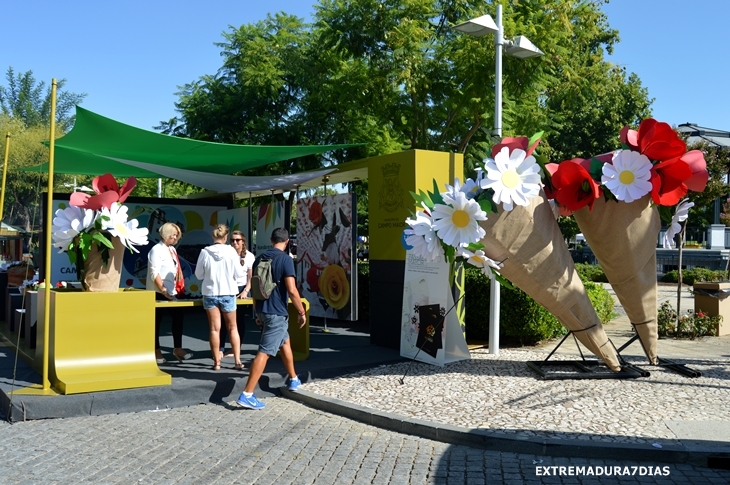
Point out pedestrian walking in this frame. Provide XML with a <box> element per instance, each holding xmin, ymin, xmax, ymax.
<box><xmin>236</xmin><ymin>227</ymin><xmax>307</xmax><ymax>410</ymax></box>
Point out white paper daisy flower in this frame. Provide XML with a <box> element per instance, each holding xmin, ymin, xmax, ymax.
<box><xmin>460</xmin><ymin>172</ymin><xmax>482</xmax><ymax>200</ymax></box>
<box><xmin>431</xmin><ymin>191</ymin><xmax>487</xmax><ymax>248</ymax></box>
<box><xmin>663</xmin><ymin>198</ymin><xmax>694</xmax><ymax>248</ymax></box>
<box><xmin>459</xmin><ymin>248</ymin><xmax>503</xmax><ymax>275</ymax></box>
<box><xmin>100</xmin><ymin>203</ymin><xmax>149</xmax><ymax>252</ymax></box>
<box><xmin>405</xmin><ymin>211</ymin><xmax>443</xmax><ymax>261</ymax></box>
<box><xmin>601</xmin><ymin>150</ymin><xmax>653</xmax><ymax>203</ymax></box>
<box><xmin>51</xmin><ymin>206</ymin><xmax>96</xmax><ymax>252</ymax></box>
<box><xmin>442</xmin><ymin>177</ymin><xmax>464</xmax><ymax>200</ymax></box>
<box><xmin>480</xmin><ymin>147</ymin><xmax>541</xmax><ymax>211</ymax></box>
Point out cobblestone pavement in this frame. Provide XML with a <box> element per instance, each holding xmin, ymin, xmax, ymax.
<box><xmin>0</xmin><ymin>398</ymin><xmax>728</xmax><ymax>484</ymax></box>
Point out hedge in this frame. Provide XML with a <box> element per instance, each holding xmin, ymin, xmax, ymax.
<box><xmin>356</xmin><ymin>262</ymin><xmax>615</xmax><ymax>346</ymax></box>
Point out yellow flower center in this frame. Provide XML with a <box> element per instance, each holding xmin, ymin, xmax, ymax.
<box><xmin>451</xmin><ymin>209</ymin><xmax>470</xmax><ymax>228</ymax></box>
<box><xmin>501</xmin><ymin>169</ymin><xmax>520</xmax><ymax>189</ymax></box>
<box><xmin>619</xmin><ymin>170</ymin><xmax>635</xmax><ymax>185</ymax></box>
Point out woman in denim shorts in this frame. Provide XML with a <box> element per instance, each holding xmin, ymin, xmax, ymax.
<box><xmin>195</xmin><ymin>224</ymin><xmax>245</xmax><ymax>370</ymax></box>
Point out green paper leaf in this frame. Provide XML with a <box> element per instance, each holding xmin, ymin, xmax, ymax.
<box><xmin>430</xmin><ymin>179</ymin><xmax>444</xmax><ymax>206</ymax></box>
<box><xmin>589</xmin><ymin>157</ymin><xmax>605</xmax><ymax>181</ymax></box>
<box><xmin>528</xmin><ymin>131</ymin><xmax>543</xmax><ymax>147</ymax></box>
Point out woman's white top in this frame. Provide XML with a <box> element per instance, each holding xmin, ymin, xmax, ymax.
<box><xmin>236</xmin><ymin>250</ymin><xmax>256</xmax><ymax>286</ymax></box>
<box><xmin>195</xmin><ymin>243</ymin><xmax>244</xmax><ymax>296</ymax></box>
<box><xmin>147</xmin><ymin>242</ymin><xmax>179</xmax><ymax>295</ymax></box>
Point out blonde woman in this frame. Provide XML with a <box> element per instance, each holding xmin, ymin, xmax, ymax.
<box><xmin>195</xmin><ymin>224</ymin><xmax>245</xmax><ymax>370</ymax></box>
<box><xmin>146</xmin><ymin>222</ymin><xmax>193</xmax><ymax>364</ymax></box>
<box><xmin>220</xmin><ymin>230</ymin><xmax>255</xmax><ymax>356</ymax></box>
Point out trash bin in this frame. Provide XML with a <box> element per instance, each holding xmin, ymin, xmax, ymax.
<box><xmin>693</xmin><ymin>282</ymin><xmax>730</xmax><ymax>336</ymax></box>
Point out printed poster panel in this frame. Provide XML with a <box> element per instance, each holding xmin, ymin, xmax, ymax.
<box><xmin>400</xmin><ymin>251</ymin><xmax>470</xmax><ymax>366</ymax></box>
<box><xmin>49</xmin><ymin>198</ymin><xmax>227</xmax><ymax>296</ymax></box>
<box><xmin>295</xmin><ymin>194</ymin><xmax>357</xmax><ymax>321</ymax></box>
<box><xmin>255</xmin><ymin>201</ymin><xmax>285</xmax><ymax>253</ymax></box>
<box><xmin>217</xmin><ymin>207</ymin><xmax>252</xmax><ymax>245</ymax></box>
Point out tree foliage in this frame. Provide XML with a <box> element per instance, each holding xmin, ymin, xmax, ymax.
<box><xmin>164</xmin><ymin>0</ymin><xmax>655</xmax><ymax>233</ymax></box>
<box><xmin>0</xmin><ymin>68</ymin><xmax>87</xmax><ymax>231</ymax></box>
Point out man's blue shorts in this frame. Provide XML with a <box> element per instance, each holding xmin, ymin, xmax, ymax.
<box><xmin>257</xmin><ymin>313</ymin><xmax>290</xmax><ymax>356</ymax></box>
<box><xmin>202</xmin><ymin>295</ymin><xmax>236</xmax><ymax>313</ymax></box>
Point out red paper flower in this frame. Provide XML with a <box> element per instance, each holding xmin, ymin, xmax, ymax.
<box><xmin>309</xmin><ymin>200</ymin><xmax>323</xmax><ymax>226</ymax></box>
<box><xmin>649</xmin><ymin>157</ymin><xmax>692</xmax><ymax>206</ymax></box>
<box><xmin>490</xmin><ymin>136</ymin><xmax>540</xmax><ymax>158</ymax></box>
<box><xmin>551</xmin><ymin>159</ymin><xmax>602</xmax><ymax>211</ymax></box>
<box><xmin>620</xmin><ymin>125</ymin><xmax>638</xmax><ymax>151</ymax></box>
<box><xmin>681</xmin><ymin>150</ymin><xmax>709</xmax><ymax>192</ymax></box>
<box><xmin>70</xmin><ymin>173</ymin><xmax>137</xmax><ymax>210</ymax></box>
<box><xmin>636</xmin><ymin>119</ymin><xmax>686</xmax><ymax>162</ymax></box>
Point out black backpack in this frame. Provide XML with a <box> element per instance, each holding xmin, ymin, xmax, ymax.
<box><xmin>250</xmin><ymin>251</ymin><xmax>284</xmax><ymax>300</ymax></box>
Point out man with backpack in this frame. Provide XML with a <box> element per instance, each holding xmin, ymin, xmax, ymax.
<box><xmin>236</xmin><ymin>228</ymin><xmax>307</xmax><ymax>410</ymax></box>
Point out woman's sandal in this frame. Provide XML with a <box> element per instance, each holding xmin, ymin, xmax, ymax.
<box><xmin>234</xmin><ymin>362</ymin><xmax>244</xmax><ymax>371</ymax></box>
<box><xmin>172</xmin><ymin>348</ymin><xmax>194</xmax><ymax>363</ymax></box>
<box><xmin>212</xmin><ymin>361</ymin><xmax>221</xmax><ymax>371</ymax></box>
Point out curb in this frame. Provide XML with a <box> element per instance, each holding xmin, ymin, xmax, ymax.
<box><xmin>281</xmin><ymin>388</ymin><xmax>729</xmax><ymax>468</ymax></box>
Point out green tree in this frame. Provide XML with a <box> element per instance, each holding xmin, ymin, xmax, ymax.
<box><xmin>0</xmin><ymin>68</ymin><xmax>87</xmax><ymax>230</ymax></box>
<box><xmin>168</xmin><ymin>1</ymin><xmax>650</xmax><ymax>174</ymax></box>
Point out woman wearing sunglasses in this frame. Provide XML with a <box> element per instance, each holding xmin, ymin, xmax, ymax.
<box><xmin>220</xmin><ymin>230</ymin><xmax>255</xmax><ymax>357</ymax></box>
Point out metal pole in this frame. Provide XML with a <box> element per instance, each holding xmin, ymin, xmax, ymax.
<box><xmin>0</xmin><ymin>133</ymin><xmax>10</xmax><ymax>224</ymax></box>
<box><xmin>248</xmin><ymin>192</ymin><xmax>253</xmax><ymax>248</ymax></box>
<box><xmin>157</xmin><ymin>178</ymin><xmax>162</xmax><ymax>198</ymax></box>
<box><xmin>42</xmin><ymin>79</ymin><xmax>58</xmax><ymax>390</ymax></box>
<box><xmin>489</xmin><ymin>4</ymin><xmax>503</xmax><ymax>355</ymax></box>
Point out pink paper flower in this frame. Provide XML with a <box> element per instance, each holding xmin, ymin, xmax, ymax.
<box><xmin>70</xmin><ymin>173</ymin><xmax>137</xmax><ymax>210</ymax></box>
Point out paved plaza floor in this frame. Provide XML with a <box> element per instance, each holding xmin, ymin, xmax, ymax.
<box><xmin>0</xmin><ymin>283</ymin><xmax>729</xmax><ymax>483</ymax></box>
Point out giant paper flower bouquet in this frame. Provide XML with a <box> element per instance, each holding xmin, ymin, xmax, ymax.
<box><xmin>545</xmin><ymin>118</ymin><xmax>708</xmax><ymax>246</ymax></box>
<box><xmin>403</xmin><ymin>132</ymin><xmax>550</xmax><ymax>279</ymax></box>
<box><xmin>52</xmin><ymin>173</ymin><xmax>150</xmax><ymax>271</ymax></box>
<box><xmin>404</xmin><ymin>118</ymin><xmax>710</xmax><ymax>272</ymax></box>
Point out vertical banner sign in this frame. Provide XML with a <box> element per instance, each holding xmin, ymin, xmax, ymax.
<box><xmin>400</xmin><ymin>251</ymin><xmax>470</xmax><ymax>366</ymax></box>
<box><xmin>255</xmin><ymin>201</ymin><xmax>285</xmax><ymax>253</ymax></box>
<box><xmin>295</xmin><ymin>194</ymin><xmax>357</xmax><ymax>321</ymax></box>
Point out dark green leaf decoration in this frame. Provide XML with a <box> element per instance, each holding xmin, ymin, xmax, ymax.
<box><xmin>494</xmin><ymin>272</ymin><xmax>515</xmax><ymax>290</ymax></box>
<box><xmin>589</xmin><ymin>157</ymin><xmax>605</xmax><ymax>181</ymax></box>
<box><xmin>430</xmin><ymin>179</ymin><xmax>444</xmax><ymax>206</ymax></box>
<box><xmin>409</xmin><ymin>189</ymin><xmax>433</xmax><ymax>210</ymax></box>
<box><xmin>658</xmin><ymin>205</ymin><xmax>674</xmax><ymax>225</ymax></box>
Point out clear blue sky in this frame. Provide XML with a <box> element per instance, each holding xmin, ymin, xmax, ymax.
<box><xmin>2</xmin><ymin>1</ymin><xmax>728</xmax><ymax>132</ymax></box>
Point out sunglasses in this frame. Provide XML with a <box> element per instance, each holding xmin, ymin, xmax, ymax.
<box><xmin>231</xmin><ymin>239</ymin><xmax>243</xmax><ymax>242</ymax></box>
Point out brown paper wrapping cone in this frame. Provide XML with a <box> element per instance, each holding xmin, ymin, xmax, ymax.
<box><xmin>573</xmin><ymin>195</ymin><xmax>660</xmax><ymax>364</ymax></box>
<box><xmin>82</xmin><ymin>236</ymin><xmax>126</xmax><ymax>292</ymax></box>
<box><xmin>478</xmin><ymin>191</ymin><xmax>621</xmax><ymax>371</ymax></box>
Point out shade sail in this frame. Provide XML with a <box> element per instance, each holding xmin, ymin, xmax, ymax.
<box><xmin>107</xmin><ymin>157</ymin><xmax>336</xmax><ymax>195</ymax></box>
<box><xmin>24</xmin><ymin>106</ymin><xmax>361</xmax><ymax>177</ymax></box>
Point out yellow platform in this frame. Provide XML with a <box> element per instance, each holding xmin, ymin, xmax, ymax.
<box><xmin>36</xmin><ymin>289</ymin><xmax>171</xmax><ymax>394</ymax></box>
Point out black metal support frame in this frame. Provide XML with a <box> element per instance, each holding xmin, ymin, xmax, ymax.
<box><xmin>526</xmin><ymin>332</ymin><xmax>647</xmax><ymax>380</ymax></box>
<box><xmin>616</xmin><ymin>334</ymin><xmax>702</xmax><ymax>378</ymax></box>
<box><xmin>527</xmin><ymin>328</ymin><xmax>703</xmax><ymax>380</ymax></box>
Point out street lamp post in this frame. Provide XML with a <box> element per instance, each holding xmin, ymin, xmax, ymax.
<box><xmin>454</xmin><ymin>6</ymin><xmax>543</xmax><ymax>355</ymax></box>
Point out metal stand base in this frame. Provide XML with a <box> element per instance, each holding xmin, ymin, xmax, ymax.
<box><xmin>526</xmin><ymin>332</ymin><xmax>646</xmax><ymax>380</ymax></box>
<box><xmin>616</xmin><ymin>334</ymin><xmax>702</xmax><ymax>378</ymax></box>
<box><xmin>527</xmin><ymin>330</ymin><xmax>702</xmax><ymax>380</ymax></box>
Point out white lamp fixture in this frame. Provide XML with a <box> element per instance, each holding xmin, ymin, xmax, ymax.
<box><xmin>452</xmin><ymin>14</ymin><xmax>498</xmax><ymax>36</ymax></box>
<box><xmin>505</xmin><ymin>35</ymin><xmax>544</xmax><ymax>59</ymax></box>
<box><xmin>453</xmin><ymin>6</ymin><xmax>543</xmax><ymax>356</ymax></box>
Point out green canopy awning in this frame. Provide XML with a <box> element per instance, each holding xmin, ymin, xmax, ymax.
<box><xmin>25</xmin><ymin>106</ymin><xmax>361</xmax><ymax>177</ymax></box>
